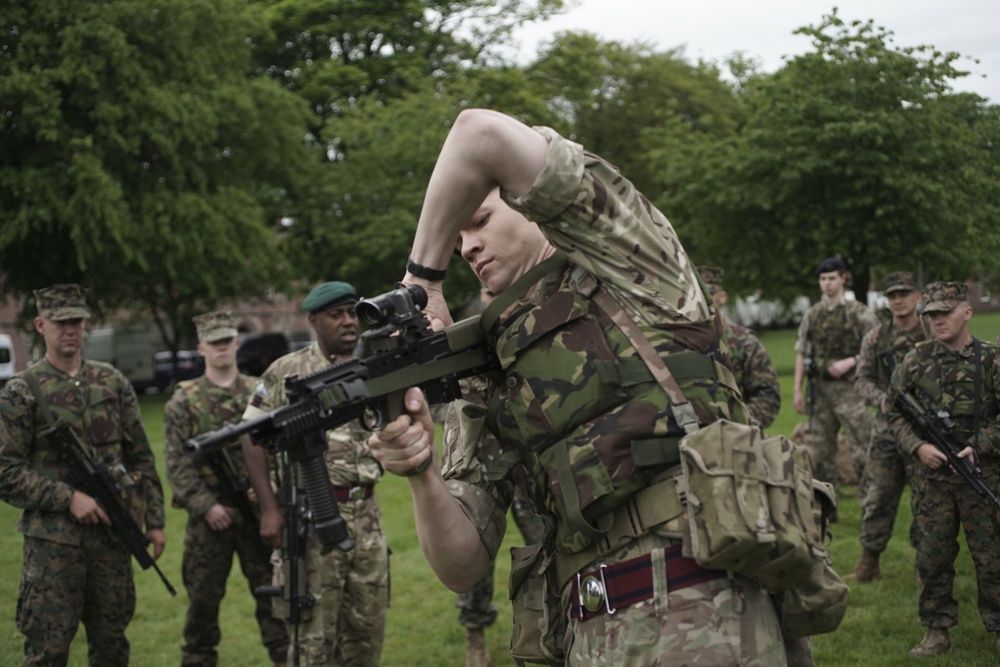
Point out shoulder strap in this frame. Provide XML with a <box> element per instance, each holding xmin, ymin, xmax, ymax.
<box><xmin>973</xmin><ymin>338</ymin><xmax>982</xmax><ymax>451</ymax></box>
<box><xmin>479</xmin><ymin>254</ymin><xmax>569</xmax><ymax>338</ymax></box>
<box><xmin>22</xmin><ymin>370</ymin><xmax>57</xmax><ymax>427</ymax></box>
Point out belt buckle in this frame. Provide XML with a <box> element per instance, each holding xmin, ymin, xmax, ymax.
<box><xmin>576</xmin><ymin>564</ymin><xmax>615</xmax><ymax>617</ymax></box>
<box><xmin>348</xmin><ymin>485</ymin><xmax>363</xmax><ymax>500</ymax></box>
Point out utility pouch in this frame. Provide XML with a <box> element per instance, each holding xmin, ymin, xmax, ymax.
<box><xmin>779</xmin><ymin>558</ymin><xmax>851</xmax><ymax>638</ymax></box>
<box><xmin>508</xmin><ymin>541</ymin><xmax>565</xmax><ymax>666</ymax></box>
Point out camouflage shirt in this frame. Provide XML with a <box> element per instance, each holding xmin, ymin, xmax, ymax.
<box><xmin>242</xmin><ymin>342</ymin><xmax>380</xmax><ymax>487</ymax></box>
<box><xmin>440</xmin><ymin>127</ymin><xmax>737</xmax><ymax>558</ymax></box>
<box><xmin>164</xmin><ymin>373</ymin><xmax>258</xmax><ymax>517</ymax></box>
<box><xmin>0</xmin><ymin>359</ymin><xmax>165</xmax><ymax>545</ymax></box>
<box><xmin>855</xmin><ymin>319</ymin><xmax>929</xmax><ymax>413</ymax></box>
<box><xmin>795</xmin><ymin>296</ymin><xmax>879</xmax><ymax>381</ymax></box>
<box><xmin>724</xmin><ymin>320</ymin><xmax>781</xmax><ymax>429</ymax></box>
<box><xmin>887</xmin><ymin>337</ymin><xmax>1000</xmax><ymax>481</ymax></box>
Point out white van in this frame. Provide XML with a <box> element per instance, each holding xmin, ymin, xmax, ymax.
<box><xmin>0</xmin><ymin>333</ymin><xmax>15</xmax><ymax>386</ymax></box>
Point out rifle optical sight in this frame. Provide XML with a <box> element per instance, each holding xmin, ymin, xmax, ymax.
<box><xmin>356</xmin><ymin>284</ymin><xmax>427</xmax><ymax>327</ymax></box>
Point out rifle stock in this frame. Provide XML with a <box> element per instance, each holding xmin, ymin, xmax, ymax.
<box><xmin>42</xmin><ymin>420</ymin><xmax>178</xmax><ymax>596</ymax></box>
<box><xmin>895</xmin><ymin>391</ymin><xmax>1000</xmax><ymax>509</ymax></box>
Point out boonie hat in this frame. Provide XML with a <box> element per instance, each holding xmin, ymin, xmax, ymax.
<box><xmin>815</xmin><ymin>257</ymin><xmax>847</xmax><ymax>276</ymax></box>
<box><xmin>922</xmin><ymin>281</ymin><xmax>968</xmax><ymax>314</ymax></box>
<box><xmin>193</xmin><ymin>311</ymin><xmax>239</xmax><ymax>343</ymax></box>
<box><xmin>697</xmin><ymin>266</ymin><xmax>725</xmax><ymax>295</ymax></box>
<box><xmin>34</xmin><ymin>283</ymin><xmax>91</xmax><ymax>321</ymax></box>
<box><xmin>302</xmin><ymin>281</ymin><xmax>358</xmax><ymax>314</ymax></box>
<box><xmin>882</xmin><ymin>271</ymin><xmax>918</xmax><ymax>295</ymax></box>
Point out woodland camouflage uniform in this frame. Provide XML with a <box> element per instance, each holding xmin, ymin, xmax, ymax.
<box><xmin>243</xmin><ymin>342</ymin><xmax>387</xmax><ymax>667</ymax></box>
<box><xmin>0</xmin><ymin>284</ymin><xmax>165</xmax><ymax>667</ymax></box>
<box><xmin>164</xmin><ymin>311</ymin><xmax>288</xmax><ymax>666</ymax></box>
<box><xmin>887</xmin><ymin>281</ymin><xmax>1000</xmax><ymax>653</ymax></box>
<box><xmin>440</xmin><ymin>128</ymin><xmax>787</xmax><ymax>666</ymax></box>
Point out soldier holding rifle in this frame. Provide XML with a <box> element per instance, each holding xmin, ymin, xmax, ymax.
<box><xmin>164</xmin><ymin>311</ymin><xmax>289</xmax><ymax>667</ymax></box>
<box><xmin>0</xmin><ymin>283</ymin><xmax>167</xmax><ymax>666</ymax></box>
<box><xmin>887</xmin><ymin>280</ymin><xmax>1000</xmax><ymax>658</ymax></box>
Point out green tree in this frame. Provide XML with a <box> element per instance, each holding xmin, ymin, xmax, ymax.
<box><xmin>0</xmin><ymin>0</ymin><xmax>321</xmax><ymax>352</ymax></box>
<box><xmin>654</xmin><ymin>10</ymin><xmax>1000</xmax><ymax>302</ymax></box>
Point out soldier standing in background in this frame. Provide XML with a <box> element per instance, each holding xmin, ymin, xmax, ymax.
<box><xmin>164</xmin><ymin>311</ymin><xmax>289</xmax><ymax>667</ymax></box>
<box><xmin>886</xmin><ymin>281</ymin><xmax>1000</xmax><ymax>658</ymax></box>
<box><xmin>242</xmin><ymin>282</ymin><xmax>389</xmax><ymax>667</ymax></box>
<box><xmin>697</xmin><ymin>266</ymin><xmax>781</xmax><ymax>429</ymax></box>
<box><xmin>0</xmin><ymin>283</ymin><xmax>167</xmax><ymax>666</ymax></box>
<box><xmin>793</xmin><ymin>257</ymin><xmax>879</xmax><ymax>508</ymax></box>
<box><xmin>846</xmin><ymin>272</ymin><xmax>928</xmax><ymax>583</ymax></box>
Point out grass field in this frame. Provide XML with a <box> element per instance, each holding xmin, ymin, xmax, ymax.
<box><xmin>0</xmin><ymin>313</ymin><xmax>998</xmax><ymax>666</ymax></box>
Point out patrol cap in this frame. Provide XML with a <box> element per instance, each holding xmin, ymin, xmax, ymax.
<box><xmin>302</xmin><ymin>281</ymin><xmax>357</xmax><ymax>314</ymax></box>
<box><xmin>34</xmin><ymin>283</ymin><xmax>91</xmax><ymax>321</ymax></box>
<box><xmin>815</xmin><ymin>257</ymin><xmax>847</xmax><ymax>276</ymax></box>
<box><xmin>697</xmin><ymin>266</ymin><xmax>725</xmax><ymax>295</ymax></box>
<box><xmin>922</xmin><ymin>281</ymin><xmax>968</xmax><ymax>314</ymax></box>
<box><xmin>193</xmin><ymin>310</ymin><xmax>238</xmax><ymax>343</ymax></box>
<box><xmin>882</xmin><ymin>271</ymin><xmax>918</xmax><ymax>295</ymax></box>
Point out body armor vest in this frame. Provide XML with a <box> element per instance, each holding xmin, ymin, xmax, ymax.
<box><xmin>810</xmin><ymin>303</ymin><xmax>864</xmax><ymax>377</ymax></box>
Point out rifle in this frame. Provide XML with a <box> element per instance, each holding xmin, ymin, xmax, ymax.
<box><xmin>803</xmin><ymin>354</ymin><xmax>816</xmax><ymax>419</ymax></box>
<box><xmin>894</xmin><ymin>391</ymin><xmax>1000</xmax><ymax>509</ymax></box>
<box><xmin>203</xmin><ymin>446</ymin><xmax>272</xmax><ymax>566</ymax></box>
<box><xmin>42</xmin><ymin>419</ymin><xmax>178</xmax><ymax>596</ymax></box>
<box><xmin>186</xmin><ymin>284</ymin><xmax>500</xmax><ymax>553</ymax></box>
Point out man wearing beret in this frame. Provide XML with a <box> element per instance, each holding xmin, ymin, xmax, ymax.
<box><xmin>793</xmin><ymin>257</ymin><xmax>879</xmax><ymax>510</ymax></box>
<box><xmin>0</xmin><ymin>283</ymin><xmax>167</xmax><ymax>665</ymax></box>
<box><xmin>164</xmin><ymin>311</ymin><xmax>289</xmax><ymax>666</ymax></box>
<box><xmin>887</xmin><ymin>281</ymin><xmax>1000</xmax><ymax>657</ymax></box>
<box><xmin>846</xmin><ymin>272</ymin><xmax>928</xmax><ymax>583</ymax></box>
<box><xmin>242</xmin><ymin>282</ymin><xmax>388</xmax><ymax>667</ymax></box>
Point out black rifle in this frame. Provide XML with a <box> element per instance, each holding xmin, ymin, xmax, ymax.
<box><xmin>894</xmin><ymin>391</ymin><xmax>1000</xmax><ymax>509</ymax></box>
<box><xmin>42</xmin><ymin>420</ymin><xmax>178</xmax><ymax>595</ymax></box>
<box><xmin>186</xmin><ymin>284</ymin><xmax>500</xmax><ymax>553</ymax></box>
<box><xmin>877</xmin><ymin>347</ymin><xmax>896</xmax><ymax>386</ymax></box>
<box><xmin>203</xmin><ymin>447</ymin><xmax>272</xmax><ymax>566</ymax></box>
<box><xmin>803</xmin><ymin>355</ymin><xmax>816</xmax><ymax>419</ymax></box>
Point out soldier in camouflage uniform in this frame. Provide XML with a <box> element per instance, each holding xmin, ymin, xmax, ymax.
<box><xmin>0</xmin><ymin>284</ymin><xmax>167</xmax><ymax>666</ymax></box>
<box><xmin>793</xmin><ymin>257</ymin><xmax>879</xmax><ymax>504</ymax></box>
<box><xmin>846</xmin><ymin>272</ymin><xmax>928</xmax><ymax>583</ymax></box>
<box><xmin>886</xmin><ymin>281</ymin><xmax>1000</xmax><ymax>658</ymax></box>
<box><xmin>242</xmin><ymin>282</ymin><xmax>388</xmax><ymax>667</ymax></box>
<box><xmin>164</xmin><ymin>311</ymin><xmax>289</xmax><ymax>666</ymax></box>
<box><xmin>697</xmin><ymin>266</ymin><xmax>781</xmax><ymax>429</ymax></box>
<box><xmin>371</xmin><ymin>109</ymin><xmax>788</xmax><ymax>666</ymax></box>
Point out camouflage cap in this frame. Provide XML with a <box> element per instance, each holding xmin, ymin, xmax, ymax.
<box><xmin>302</xmin><ymin>281</ymin><xmax>357</xmax><ymax>313</ymax></box>
<box><xmin>882</xmin><ymin>271</ymin><xmax>918</xmax><ymax>295</ymax></box>
<box><xmin>193</xmin><ymin>310</ymin><xmax>238</xmax><ymax>343</ymax></box>
<box><xmin>922</xmin><ymin>281</ymin><xmax>968</xmax><ymax>314</ymax></box>
<box><xmin>697</xmin><ymin>266</ymin><xmax>725</xmax><ymax>295</ymax></box>
<box><xmin>34</xmin><ymin>283</ymin><xmax>91</xmax><ymax>321</ymax></box>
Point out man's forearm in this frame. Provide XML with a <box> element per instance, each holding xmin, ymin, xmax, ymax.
<box><xmin>241</xmin><ymin>435</ymin><xmax>278</xmax><ymax>512</ymax></box>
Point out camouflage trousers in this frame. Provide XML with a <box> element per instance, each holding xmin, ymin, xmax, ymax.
<box><xmin>180</xmin><ymin>514</ymin><xmax>289</xmax><ymax>666</ymax></box>
<box><xmin>457</xmin><ymin>489</ymin><xmax>545</xmax><ymax>629</ymax></box>
<box><xmin>811</xmin><ymin>379</ymin><xmax>875</xmax><ymax>499</ymax></box>
<box><xmin>857</xmin><ymin>418</ymin><xmax>922</xmax><ymax>553</ymax></box>
<box><xmin>290</xmin><ymin>495</ymin><xmax>388</xmax><ymax>666</ymax></box>
<box><xmin>914</xmin><ymin>467</ymin><xmax>1000</xmax><ymax>632</ymax></box>
<box><xmin>16</xmin><ymin>528</ymin><xmax>135</xmax><ymax>667</ymax></box>
<box><xmin>562</xmin><ymin>532</ymin><xmax>786</xmax><ymax>667</ymax></box>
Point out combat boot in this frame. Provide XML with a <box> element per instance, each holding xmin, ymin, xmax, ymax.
<box><xmin>907</xmin><ymin>627</ymin><xmax>950</xmax><ymax>658</ymax></box>
<box><xmin>465</xmin><ymin>627</ymin><xmax>491</xmax><ymax>667</ymax></box>
<box><xmin>844</xmin><ymin>548</ymin><xmax>882</xmax><ymax>582</ymax></box>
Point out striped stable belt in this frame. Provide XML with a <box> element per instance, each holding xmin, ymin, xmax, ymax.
<box><xmin>570</xmin><ymin>545</ymin><xmax>726</xmax><ymax>621</ymax></box>
<box><xmin>331</xmin><ymin>484</ymin><xmax>374</xmax><ymax>502</ymax></box>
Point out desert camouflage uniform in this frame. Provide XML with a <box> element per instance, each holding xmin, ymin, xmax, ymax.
<box><xmin>854</xmin><ymin>320</ymin><xmax>928</xmax><ymax>554</ymax></box>
<box><xmin>0</xmin><ymin>359</ymin><xmax>165</xmax><ymax>666</ymax></box>
<box><xmin>165</xmin><ymin>374</ymin><xmax>289</xmax><ymax>666</ymax></box>
<box><xmin>243</xmin><ymin>343</ymin><xmax>387</xmax><ymax>667</ymax></box>
<box><xmin>795</xmin><ymin>297</ymin><xmax>879</xmax><ymax>496</ymax></box>
<box><xmin>440</xmin><ymin>128</ymin><xmax>786</xmax><ymax>666</ymax></box>
<box><xmin>887</xmin><ymin>337</ymin><xmax>1000</xmax><ymax>634</ymax></box>
<box><xmin>725</xmin><ymin>321</ymin><xmax>781</xmax><ymax>429</ymax></box>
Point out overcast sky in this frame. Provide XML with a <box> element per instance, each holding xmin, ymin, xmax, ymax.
<box><xmin>509</xmin><ymin>0</ymin><xmax>1000</xmax><ymax>103</ymax></box>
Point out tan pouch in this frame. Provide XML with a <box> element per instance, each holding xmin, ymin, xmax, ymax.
<box><xmin>779</xmin><ymin>558</ymin><xmax>851</xmax><ymax>637</ymax></box>
<box><xmin>508</xmin><ymin>542</ymin><xmax>565</xmax><ymax>666</ymax></box>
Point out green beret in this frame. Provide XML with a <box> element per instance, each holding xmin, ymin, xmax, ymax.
<box><xmin>302</xmin><ymin>281</ymin><xmax>358</xmax><ymax>313</ymax></box>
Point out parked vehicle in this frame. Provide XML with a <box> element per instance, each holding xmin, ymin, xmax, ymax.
<box><xmin>0</xmin><ymin>334</ymin><xmax>14</xmax><ymax>386</ymax></box>
<box><xmin>237</xmin><ymin>332</ymin><xmax>289</xmax><ymax>376</ymax></box>
<box><xmin>83</xmin><ymin>325</ymin><xmax>159</xmax><ymax>393</ymax></box>
<box><xmin>153</xmin><ymin>350</ymin><xmax>204</xmax><ymax>392</ymax></box>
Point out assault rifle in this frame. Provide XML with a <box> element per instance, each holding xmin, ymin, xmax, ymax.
<box><xmin>894</xmin><ymin>391</ymin><xmax>1000</xmax><ymax>509</ymax></box>
<box><xmin>186</xmin><ymin>284</ymin><xmax>501</xmax><ymax>553</ymax></box>
<box><xmin>803</xmin><ymin>354</ymin><xmax>816</xmax><ymax>419</ymax></box>
<box><xmin>42</xmin><ymin>420</ymin><xmax>178</xmax><ymax>596</ymax></box>
<box><xmin>203</xmin><ymin>447</ymin><xmax>271</xmax><ymax>566</ymax></box>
